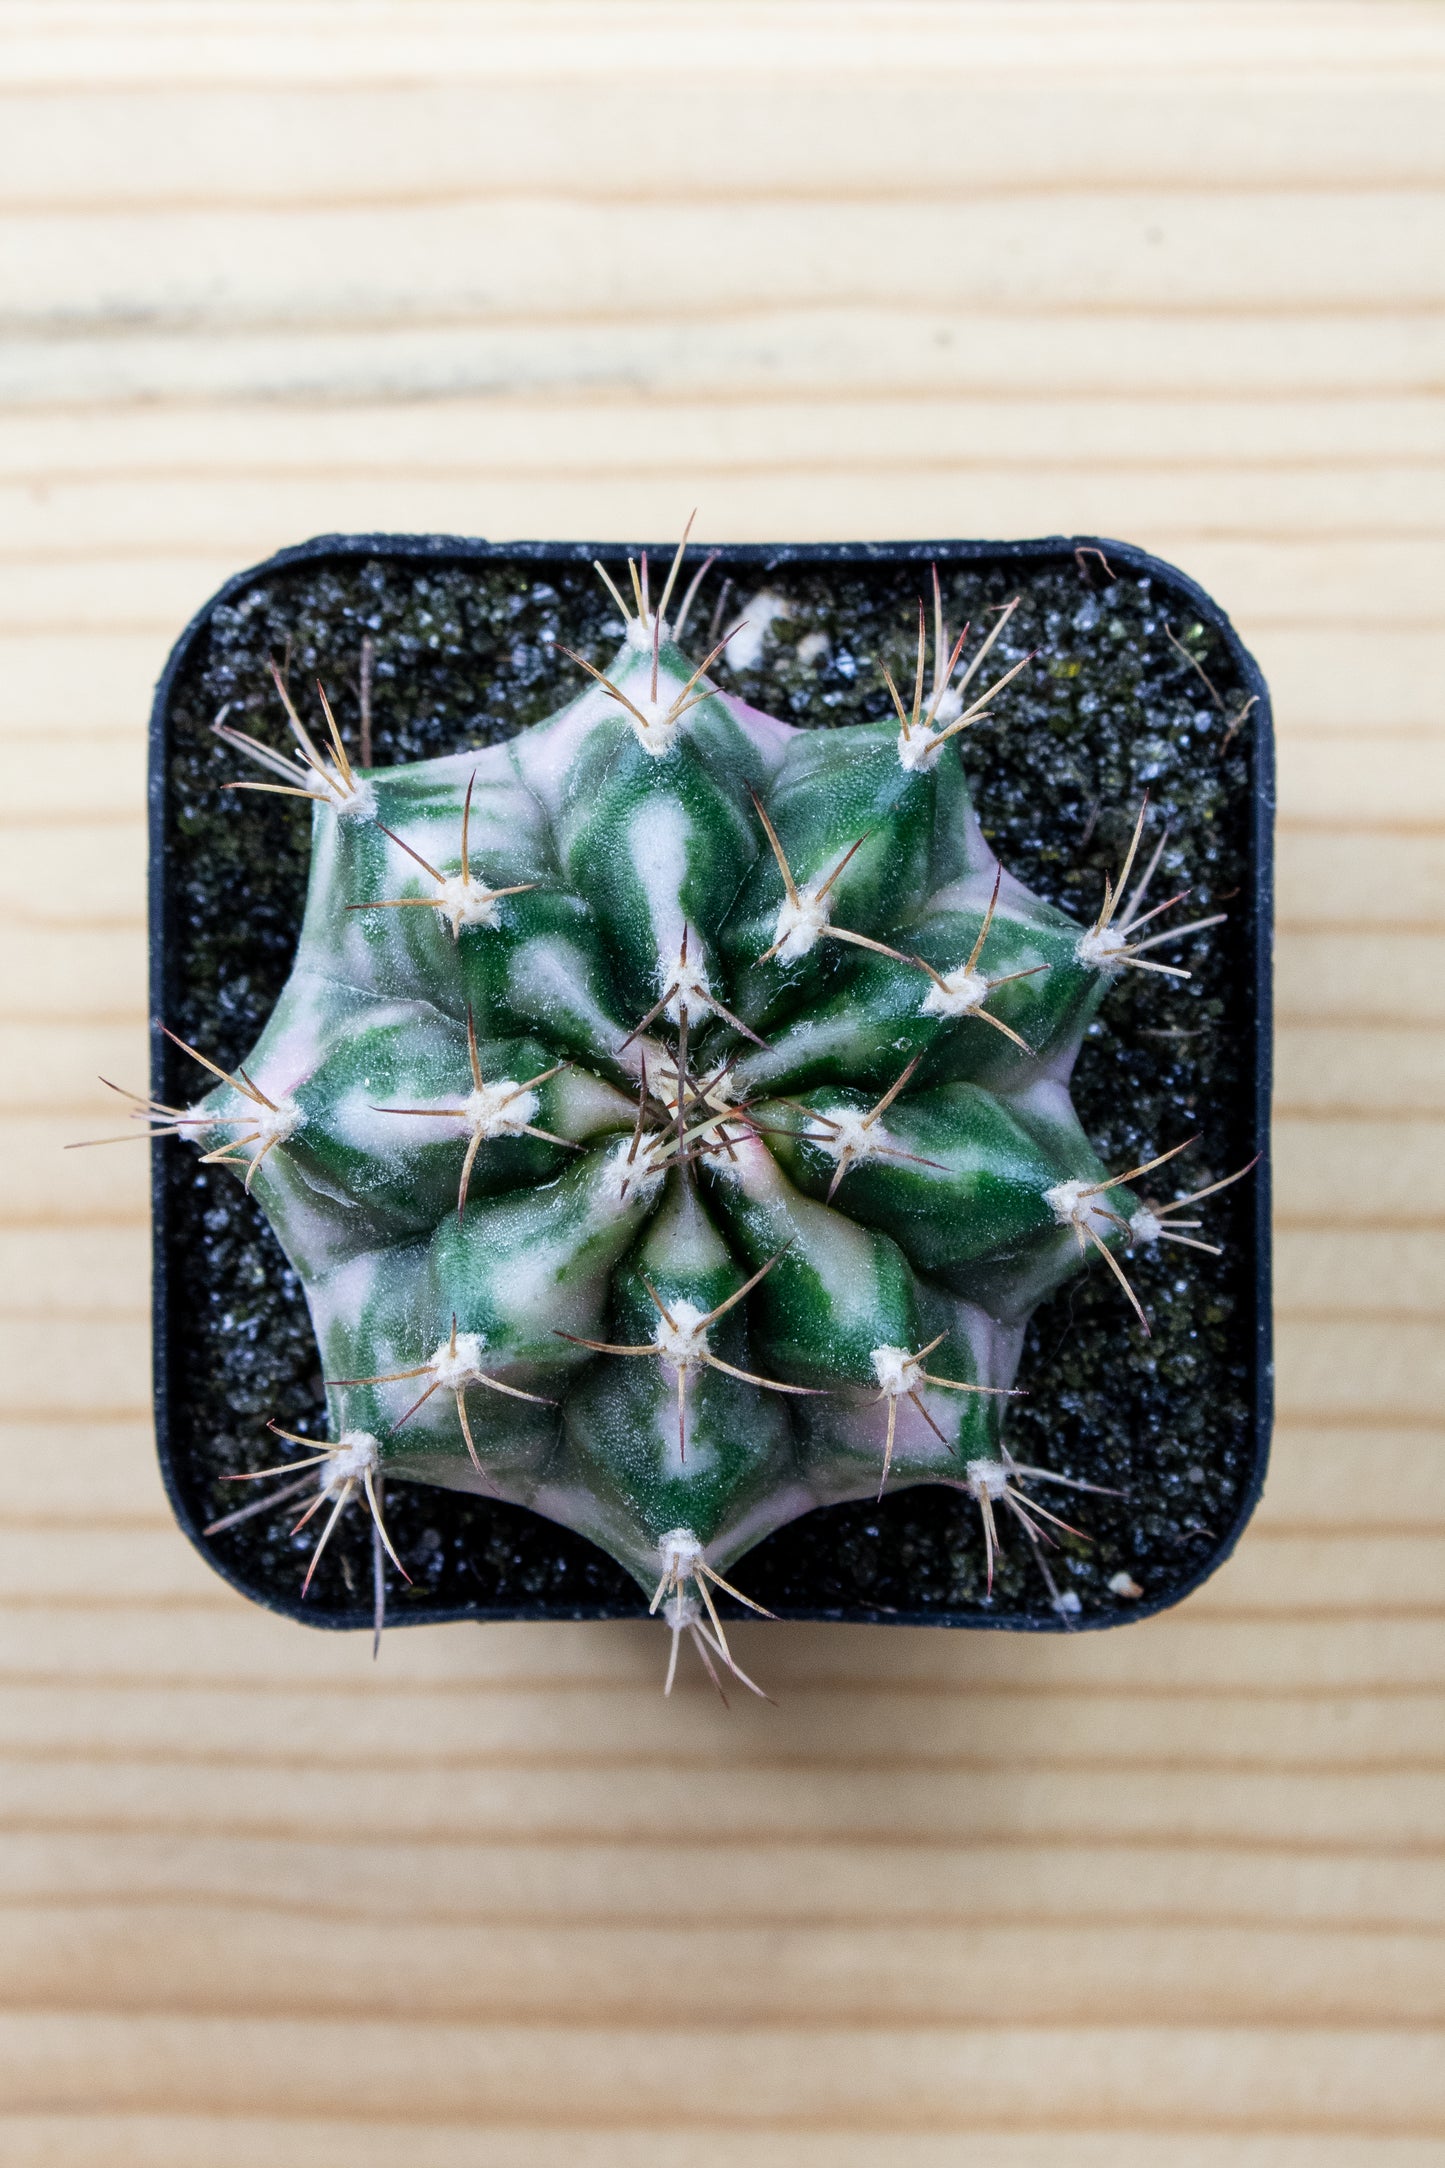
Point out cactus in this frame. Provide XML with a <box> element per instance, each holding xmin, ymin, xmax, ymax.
<box><xmin>111</xmin><ymin>537</ymin><xmax>1251</xmax><ymax>1691</ymax></box>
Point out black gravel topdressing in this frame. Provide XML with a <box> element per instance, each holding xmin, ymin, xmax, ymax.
<box><xmin>151</xmin><ymin>535</ymin><xmax>1272</xmax><ymax>1634</ymax></box>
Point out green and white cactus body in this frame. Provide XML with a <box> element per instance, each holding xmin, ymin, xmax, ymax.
<box><xmin>180</xmin><ymin>572</ymin><xmax>1223</xmax><ymax>1669</ymax></box>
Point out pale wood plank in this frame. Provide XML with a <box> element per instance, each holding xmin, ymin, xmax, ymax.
<box><xmin>0</xmin><ymin>4</ymin><xmax>1441</xmax><ymax>2157</ymax></box>
<box><xmin>3</xmin><ymin>1829</ymin><xmax>1439</xmax><ymax>1928</ymax></box>
<box><xmin>1275</xmin><ymin>1032</ymin><xmax>1445</xmax><ymax>1116</ymax></box>
<box><xmin>0</xmin><ymin>1603</ymin><xmax>1440</xmax><ymax>1696</ymax></box>
<box><xmin>1277</xmin><ymin>1229</ymin><xmax>1445</xmax><ymax>1317</ymax></box>
<box><xmin>5</xmin><ymin>394</ymin><xmax>1445</xmax><ymax>476</ymax></box>
<box><xmin>4</xmin><ymin>0</ymin><xmax>1444</xmax><ymax>87</ymax></box>
<box><xmin>0</xmin><ymin>1904</ymin><xmax>1439</xmax><ymax>2028</ymax></box>
<box><xmin>0</xmin><ymin>1745</ymin><xmax>1437</xmax><ymax>1852</ymax></box>
<box><xmin>5</xmin><ymin>465</ymin><xmax>1443</xmax><ymax>556</ymax></box>
<box><xmin>9</xmin><ymin>309</ymin><xmax>1445</xmax><ymax>413</ymax></box>
<box><xmin>0</xmin><ymin>2011</ymin><xmax>1435</xmax><ymax>2129</ymax></box>
<box><xmin>0</xmin><ymin>2126</ymin><xmax>1437</xmax><ymax>2168</ymax></box>
<box><xmin>1276</xmin><ymin>935</ymin><xmax>1445</xmax><ymax>1025</ymax></box>
<box><xmin>0</xmin><ymin>1655</ymin><xmax>1440</xmax><ymax>1763</ymax></box>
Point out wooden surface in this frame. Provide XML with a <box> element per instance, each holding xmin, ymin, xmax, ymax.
<box><xmin>1</xmin><ymin>3</ymin><xmax>1442</xmax><ymax>2160</ymax></box>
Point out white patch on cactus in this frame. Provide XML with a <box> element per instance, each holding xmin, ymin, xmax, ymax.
<box><xmin>550</xmin><ymin>1066</ymin><xmax>638</xmax><ymax>1139</ymax></box>
<box><xmin>596</xmin><ymin>1134</ymin><xmax>665</xmax><ymax>1209</ymax></box>
<box><xmin>323</xmin><ymin>1429</ymin><xmax>381</xmax><ymax>1493</ymax></box>
<box><xmin>624</xmin><ymin>797</ymin><xmax>709</xmax><ymax>1022</ymax></box>
<box><xmin>725</xmin><ymin>1132</ymin><xmax>881</xmax><ymax>1325</ymax></box>
<box><xmin>870</xmin><ymin>1344</ymin><xmax>922</xmax><ymax>1399</ymax></box>
<box><xmin>662</xmin><ymin>940</ymin><xmax>713</xmax><ymax>1024</ymax></box>
<box><xmin>919</xmin><ymin>962</ymin><xmax>991</xmax><ymax>1018</ymax></box>
<box><xmin>464</xmin><ymin>1080</ymin><xmax>540</xmax><ymax>1141</ymax></box>
<box><xmin>654</xmin><ymin>1299</ymin><xmax>710</xmax><ymax>1370</ymax></box>
<box><xmin>808</xmin><ymin>1104</ymin><xmax>893</xmax><ymax>1169</ymax></box>
<box><xmin>427</xmin><ymin>1331</ymin><xmax>489</xmax><ymax>1391</ymax></box>
<box><xmin>964</xmin><ymin>1457</ymin><xmax>1010</xmax><ymax>1501</ymax></box>
<box><xmin>434</xmin><ymin>872</ymin><xmax>504</xmax><ymax>935</ymax></box>
<box><xmin>510</xmin><ymin>687</ymin><xmax>614</xmax><ymax>810</ymax></box>
<box><xmin>770</xmin><ymin>875</ymin><xmax>832</xmax><ymax>963</ymax></box>
<box><xmin>654</xmin><ymin>1388</ymin><xmax>715</xmax><ymax>1480</ymax></box>
<box><xmin>1075</xmin><ymin>920</ymin><xmax>1131</xmax><ymax>971</ymax></box>
<box><xmin>896</xmin><ymin>724</ymin><xmax>947</xmax><ymax>775</ymax></box>
<box><xmin>330</xmin><ymin>1086</ymin><xmax>436</xmax><ymax>1154</ymax></box>
<box><xmin>656</xmin><ymin>1526</ymin><xmax>707</xmax><ymax>1586</ymax></box>
<box><xmin>1044</xmin><ymin>1177</ymin><xmax>1119</xmax><ymax>1244</ymax></box>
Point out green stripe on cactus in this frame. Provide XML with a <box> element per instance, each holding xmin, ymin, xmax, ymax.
<box><xmin>556</xmin><ymin>730</ymin><xmax>758</xmax><ymax>1018</ymax></box>
<box><xmin>755</xmin><ymin>1080</ymin><xmax>1082</xmax><ymax>1274</ymax></box>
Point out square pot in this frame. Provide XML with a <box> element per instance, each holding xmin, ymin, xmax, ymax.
<box><xmin>150</xmin><ymin>534</ymin><xmax>1272</xmax><ymax>1636</ymax></box>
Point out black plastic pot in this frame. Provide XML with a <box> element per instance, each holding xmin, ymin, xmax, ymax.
<box><xmin>150</xmin><ymin>534</ymin><xmax>1272</xmax><ymax>1636</ymax></box>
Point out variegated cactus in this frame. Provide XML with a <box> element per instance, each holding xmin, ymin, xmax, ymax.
<box><xmin>115</xmin><ymin>538</ymin><xmax>1248</xmax><ymax>1692</ymax></box>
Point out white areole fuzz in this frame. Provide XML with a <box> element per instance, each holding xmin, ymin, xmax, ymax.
<box><xmin>1044</xmin><ymin>1176</ymin><xmax>1119</xmax><ymax>1243</ymax></box>
<box><xmin>770</xmin><ymin>877</ymin><xmax>832</xmax><ymax>964</ymax></box>
<box><xmin>427</xmin><ymin>1331</ymin><xmax>489</xmax><ymax>1390</ymax></box>
<box><xmin>1075</xmin><ymin>920</ymin><xmax>1131</xmax><ymax>971</ymax></box>
<box><xmin>463</xmin><ymin>1080</ymin><xmax>539</xmax><ymax>1141</ymax></box>
<box><xmin>653</xmin><ymin>1299</ymin><xmax>710</xmax><ymax>1370</ymax></box>
<box><xmin>596</xmin><ymin>1133</ymin><xmax>666</xmax><ymax>1210</ymax></box>
<box><xmin>896</xmin><ymin>724</ymin><xmax>949</xmax><ymax>775</ymax></box>
<box><xmin>919</xmin><ymin>962</ymin><xmax>991</xmax><ymax>1019</ymax></box>
<box><xmin>965</xmin><ymin>1457</ymin><xmax>1010</xmax><ymax>1500</ymax></box>
<box><xmin>322</xmin><ymin>1430</ymin><xmax>381</xmax><ymax>1492</ymax></box>
<box><xmin>808</xmin><ymin>1105</ymin><xmax>894</xmax><ymax>1168</ymax></box>
<box><xmin>433</xmin><ymin>872</ymin><xmax>504</xmax><ymax>935</ymax></box>
<box><xmin>662</xmin><ymin>939</ymin><xmax>714</xmax><ymax>1023</ymax></box>
<box><xmin>250</xmin><ymin>1098</ymin><xmax>303</xmax><ymax>1148</ymax></box>
<box><xmin>869</xmin><ymin>1344</ymin><xmax>923</xmax><ymax>1398</ymax></box>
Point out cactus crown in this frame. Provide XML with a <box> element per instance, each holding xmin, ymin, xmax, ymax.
<box><xmin>127</xmin><ymin>537</ymin><xmax>1257</xmax><ymax>1691</ymax></box>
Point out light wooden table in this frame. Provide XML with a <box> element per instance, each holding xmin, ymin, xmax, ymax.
<box><xmin>0</xmin><ymin>4</ymin><xmax>1442</xmax><ymax>2161</ymax></box>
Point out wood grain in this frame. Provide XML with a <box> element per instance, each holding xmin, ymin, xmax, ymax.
<box><xmin>0</xmin><ymin>2</ymin><xmax>1441</xmax><ymax>2159</ymax></box>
